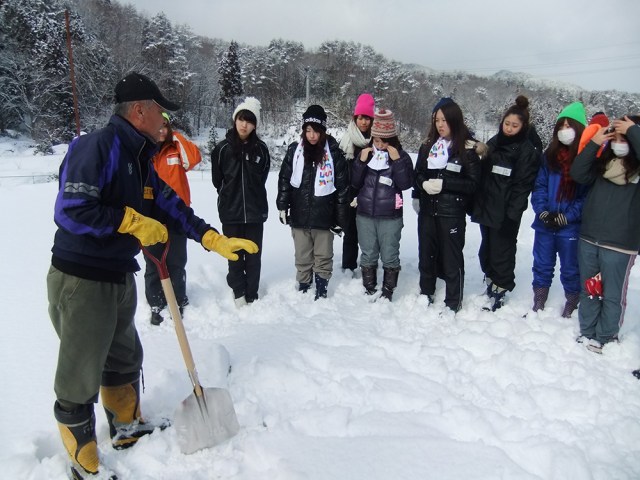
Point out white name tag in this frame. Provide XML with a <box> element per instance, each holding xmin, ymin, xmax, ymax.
<box><xmin>166</xmin><ymin>155</ymin><xmax>180</xmax><ymax>166</ymax></box>
<box><xmin>630</xmin><ymin>175</ymin><xmax>640</xmax><ymax>184</ymax></box>
<box><xmin>446</xmin><ymin>163</ymin><xmax>462</xmax><ymax>173</ymax></box>
<box><xmin>492</xmin><ymin>165</ymin><xmax>512</xmax><ymax>176</ymax></box>
<box><xmin>379</xmin><ymin>176</ymin><xmax>393</xmax><ymax>186</ymax></box>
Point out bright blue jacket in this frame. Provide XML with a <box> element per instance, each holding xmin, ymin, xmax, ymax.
<box><xmin>530</xmin><ymin>156</ymin><xmax>588</xmax><ymax>238</ymax></box>
<box><xmin>52</xmin><ymin>115</ymin><xmax>212</xmax><ymax>273</ymax></box>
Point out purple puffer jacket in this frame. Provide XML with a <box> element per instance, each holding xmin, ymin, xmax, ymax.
<box><xmin>351</xmin><ymin>150</ymin><xmax>414</xmax><ymax>218</ymax></box>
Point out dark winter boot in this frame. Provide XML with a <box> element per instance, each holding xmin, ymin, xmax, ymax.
<box><xmin>299</xmin><ymin>281</ymin><xmax>312</xmax><ymax>293</ymax></box>
<box><xmin>314</xmin><ymin>273</ymin><xmax>329</xmax><ymax>300</ymax></box>
<box><xmin>101</xmin><ymin>378</ymin><xmax>167</xmax><ymax>450</ymax></box>
<box><xmin>484</xmin><ymin>276</ymin><xmax>493</xmax><ymax>297</ymax></box>
<box><xmin>561</xmin><ymin>291</ymin><xmax>580</xmax><ymax>318</ymax></box>
<box><xmin>380</xmin><ymin>267</ymin><xmax>400</xmax><ymax>301</ymax></box>
<box><xmin>532</xmin><ymin>286</ymin><xmax>549</xmax><ymax>312</ymax></box>
<box><xmin>489</xmin><ymin>285</ymin><xmax>507</xmax><ymax>311</ymax></box>
<box><xmin>54</xmin><ymin>402</ymin><xmax>117</xmax><ymax>479</ymax></box>
<box><xmin>150</xmin><ymin>307</ymin><xmax>163</xmax><ymax>326</ymax></box>
<box><xmin>361</xmin><ymin>265</ymin><xmax>377</xmax><ymax>295</ymax></box>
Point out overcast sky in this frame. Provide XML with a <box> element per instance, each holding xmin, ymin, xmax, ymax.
<box><xmin>127</xmin><ymin>0</ymin><xmax>640</xmax><ymax>94</ymax></box>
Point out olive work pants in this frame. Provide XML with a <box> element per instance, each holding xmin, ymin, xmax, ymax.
<box><xmin>47</xmin><ymin>266</ymin><xmax>143</xmax><ymax>408</ymax></box>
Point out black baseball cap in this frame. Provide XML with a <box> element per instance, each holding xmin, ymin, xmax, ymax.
<box><xmin>114</xmin><ymin>72</ymin><xmax>180</xmax><ymax>111</ymax></box>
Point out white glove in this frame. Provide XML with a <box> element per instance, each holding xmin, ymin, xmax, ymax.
<box><xmin>350</xmin><ymin>197</ymin><xmax>358</xmax><ymax>208</ymax></box>
<box><xmin>412</xmin><ymin>198</ymin><xmax>420</xmax><ymax>214</ymax></box>
<box><xmin>423</xmin><ymin>179</ymin><xmax>443</xmax><ymax>195</ymax></box>
<box><xmin>279</xmin><ymin>210</ymin><xmax>288</xmax><ymax>225</ymax></box>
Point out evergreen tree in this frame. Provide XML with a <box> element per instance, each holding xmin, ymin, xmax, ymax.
<box><xmin>0</xmin><ymin>0</ymin><xmax>76</xmax><ymax>149</ymax></box>
<box><xmin>206</xmin><ymin>125</ymin><xmax>219</xmax><ymax>155</ymax></box>
<box><xmin>218</xmin><ymin>41</ymin><xmax>243</xmax><ymax>107</ymax></box>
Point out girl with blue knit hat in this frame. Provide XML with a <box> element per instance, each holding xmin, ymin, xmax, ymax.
<box><xmin>530</xmin><ymin>101</ymin><xmax>587</xmax><ymax>317</ymax></box>
<box><xmin>416</xmin><ymin>98</ymin><xmax>481</xmax><ymax>312</ymax></box>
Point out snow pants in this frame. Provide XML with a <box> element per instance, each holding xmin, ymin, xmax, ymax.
<box><xmin>291</xmin><ymin>228</ymin><xmax>334</xmax><ymax>283</ymax></box>
<box><xmin>356</xmin><ymin>215</ymin><xmax>403</xmax><ymax>269</ymax></box>
<box><xmin>47</xmin><ymin>266</ymin><xmax>142</xmax><ymax>409</ymax></box>
<box><xmin>143</xmin><ymin>230</ymin><xmax>188</xmax><ymax>311</ymax></box>
<box><xmin>577</xmin><ymin>239</ymin><xmax>635</xmax><ymax>344</ymax></box>
<box><xmin>342</xmin><ymin>205</ymin><xmax>359</xmax><ymax>270</ymax></box>
<box><xmin>223</xmin><ymin>223</ymin><xmax>264</xmax><ymax>301</ymax></box>
<box><xmin>532</xmin><ymin>230</ymin><xmax>580</xmax><ymax>293</ymax></box>
<box><xmin>418</xmin><ymin>214</ymin><xmax>466</xmax><ymax>310</ymax></box>
<box><xmin>478</xmin><ymin>218</ymin><xmax>520</xmax><ymax>292</ymax></box>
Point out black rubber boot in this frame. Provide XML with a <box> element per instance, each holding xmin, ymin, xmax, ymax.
<box><xmin>361</xmin><ymin>265</ymin><xmax>377</xmax><ymax>295</ymax></box>
<box><xmin>380</xmin><ymin>267</ymin><xmax>400</xmax><ymax>301</ymax></box>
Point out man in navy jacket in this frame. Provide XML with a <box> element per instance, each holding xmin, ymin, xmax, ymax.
<box><xmin>48</xmin><ymin>72</ymin><xmax>258</xmax><ymax>479</ymax></box>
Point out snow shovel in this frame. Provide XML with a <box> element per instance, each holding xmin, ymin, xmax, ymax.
<box><xmin>142</xmin><ymin>241</ymin><xmax>240</xmax><ymax>454</ymax></box>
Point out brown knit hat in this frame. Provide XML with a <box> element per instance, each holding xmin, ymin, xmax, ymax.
<box><xmin>371</xmin><ymin>109</ymin><xmax>397</xmax><ymax>138</ymax></box>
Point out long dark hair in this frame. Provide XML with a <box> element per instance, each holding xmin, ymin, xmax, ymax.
<box><xmin>301</xmin><ymin>123</ymin><xmax>327</xmax><ymax>168</ymax></box>
<box><xmin>595</xmin><ymin>115</ymin><xmax>640</xmax><ymax>180</ymax></box>
<box><xmin>545</xmin><ymin>117</ymin><xmax>585</xmax><ymax>172</ymax></box>
<box><xmin>424</xmin><ymin>101</ymin><xmax>472</xmax><ymax>157</ymax></box>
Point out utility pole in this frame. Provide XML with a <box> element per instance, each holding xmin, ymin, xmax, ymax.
<box><xmin>64</xmin><ymin>10</ymin><xmax>80</xmax><ymax>137</ymax></box>
<box><xmin>305</xmin><ymin>66</ymin><xmax>310</xmax><ymax>105</ymax></box>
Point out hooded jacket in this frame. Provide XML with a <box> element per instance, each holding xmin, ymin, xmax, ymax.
<box><xmin>570</xmin><ymin>124</ymin><xmax>640</xmax><ymax>252</ymax></box>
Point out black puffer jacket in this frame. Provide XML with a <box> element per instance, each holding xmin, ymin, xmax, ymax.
<box><xmin>276</xmin><ymin>135</ymin><xmax>349</xmax><ymax>230</ymax></box>
<box><xmin>351</xmin><ymin>149</ymin><xmax>414</xmax><ymax>218</ymax></box>
<box><xmin>471</xmin><ymin>131</ymin><xmax>540</xmax><ymax>228</ymax></box>
<box><xmin>211</xmin><ymin>130</ymin><xmax>270</xmax><ymax>224</ymax></box>
<box><xmin>415</xmin><ymin>141</ymin><xmax>481</xmax><ymax>218</ymax></box>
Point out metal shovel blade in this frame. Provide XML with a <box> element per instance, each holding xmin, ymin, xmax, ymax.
<box><xmin>174</xmin><ymin>386</ymin><xmax>240</xmax><ymax>454</ymax></box>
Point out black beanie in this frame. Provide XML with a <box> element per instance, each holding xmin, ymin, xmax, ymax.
<box><xmin>302</xmin><ymin>105</ymin><xmax>327</xmax><ymax>130</ymax></box>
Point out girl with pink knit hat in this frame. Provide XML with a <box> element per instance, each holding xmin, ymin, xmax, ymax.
<box><xmin>338</xmin><ymin>93</ymin><xmax>375</xmax><ymax>274</ymax></box>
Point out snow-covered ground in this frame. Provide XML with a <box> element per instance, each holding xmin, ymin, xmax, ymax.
<box><xmin>1</xmin><ymin>135</ymin><xmax>640</xmax><ymax>479</ymax></box>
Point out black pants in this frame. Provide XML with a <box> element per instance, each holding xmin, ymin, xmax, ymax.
<box><xmin>478</xmin><ymin>219</ymin><xmax>520</xmax><ymax>292</ymax></box>
<box><xmin>222</xmin><ymin>223</ymin><xmax>264</xmax><ymax>301</ymax></box>
<box><xmin>144</xmin><ymin>231</ymin><xmax>188</xmax><ymax>310</ymax></box>
<box><xmin>418</xmin><ymin>215</ymin><xmax>466</xmax><ymax>310</ymax></box>
<box><xmin>342</xmin><ymin>206</ymin><xmax>359</xmax><ymax>270</ymax></box>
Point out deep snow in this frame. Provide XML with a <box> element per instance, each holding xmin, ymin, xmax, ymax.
<box><xmin>1</xmin><ymin>136</ymin><xmax>640</xmax><ymax>480</ymax></box>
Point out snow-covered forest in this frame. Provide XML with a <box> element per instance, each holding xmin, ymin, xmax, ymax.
<box><xmin>2</xmin><ymin>0</ymin><xmax>640</xmax><ymax>157</ymax></box>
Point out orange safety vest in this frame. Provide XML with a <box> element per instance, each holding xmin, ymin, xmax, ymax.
<box><xmin>152</xmin><ymin>131</ymin><xmax>202</xmax><ymax>206</ymax></box>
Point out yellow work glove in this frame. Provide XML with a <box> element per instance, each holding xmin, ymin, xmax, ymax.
<box><xmin>201</xmin><ymin>230</ymin><xmax>259</xmax><ymax>261</ymax></box>
<box><xmin>117</xmin><ymin>206</ymin><xmax>168</xmax><ymax>246</ymax></box>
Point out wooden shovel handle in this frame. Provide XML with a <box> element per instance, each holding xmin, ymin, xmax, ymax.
<box><xmin>142</xmin><ymin>242</ymin><xmax>204</xmax><ymax>397</ymax></box>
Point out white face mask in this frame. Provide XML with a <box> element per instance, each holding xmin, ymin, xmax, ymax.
<box><xmin>612</xmin><ymin>141</ymin><xmax>630</xmax><ymax>158</ymax></box>
<box><xmin>557</xmin><ymin>128</ymin><xmax>576</xmax><ymax>146</ymax></box>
